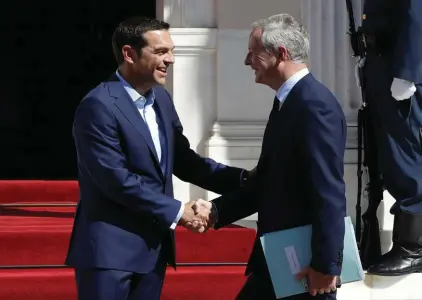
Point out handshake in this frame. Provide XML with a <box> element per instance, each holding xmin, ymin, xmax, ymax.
<box><xmin>178</xmin><ymin>199</ymin><xmax>216</xmax><ymax>233</ymax></box>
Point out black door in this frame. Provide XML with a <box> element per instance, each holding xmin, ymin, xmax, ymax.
<box><xmin>0</xmin><ymin>0</ymin><xmax>156</xmax><ymax>179</ymax></box>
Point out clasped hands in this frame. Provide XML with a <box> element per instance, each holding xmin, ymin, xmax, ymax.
<box><xmin>178</xmin><ymin>199</ymin><xmax>215</xmax><ymax>233</ymax></box>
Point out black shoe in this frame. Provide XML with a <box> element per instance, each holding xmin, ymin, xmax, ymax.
<box><xmin>367</xmin><ymin>243</ymin><xmax>422</xmax><ymax>276</ymax></box>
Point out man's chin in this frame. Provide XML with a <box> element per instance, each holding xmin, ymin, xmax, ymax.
<box><xmin>154</xmin><ymin>78</ymin><xmax>166</xmax><ymax>86</ymax></box>
<box><xmin>254</xmin><ymin>75</ymin><xmax>264</xmax><ymax>84</ymax></box>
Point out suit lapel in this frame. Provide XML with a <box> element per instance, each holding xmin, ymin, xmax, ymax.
<box><xmin>260</xmin><ymin>75</ymin><xmax>309</xmax><ymax>159</ymax></box>
<box><xmin>152</xmin><ymin>91</ymin><xmax>173</xmax><ymax>177</ymax></box>
<box><xmin>107</xmin><ymin>75</ymin><xmax>160</xmax><ymax>163</ymax></box>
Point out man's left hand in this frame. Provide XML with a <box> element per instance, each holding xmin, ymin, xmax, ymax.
<box><xmin>296</xmin><ymin>267</ymin><xmax>337</xmax><ymax>296</ymax></box>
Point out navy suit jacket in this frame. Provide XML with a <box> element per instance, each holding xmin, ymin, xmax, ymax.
<box><xmin>363</xmin><ymin>0</ymin><xmax>422</xmax><ymax>84</ymax></box>
<box><xmin>65</xmin><ymin>74</ymin><xmax>245</xmax><ymax>273</ymax></box>
<box><xmin>212</xmin><ymin>74</ymin><xmax>347</xmax><ymax>276</ymax></box>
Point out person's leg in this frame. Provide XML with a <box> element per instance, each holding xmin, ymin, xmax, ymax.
<box><xmin>235</xmin><ymin>273</ymin><xmax>277</xmax><ymax>300</ymax></box>
<box><xmin>369</xmin><ymin>83</ymin><xmax>422</xmax><ymax>275</ymax></box>
<box><xmin>128</xmin><ymin>256</ymin><xmax>167</xmax><ymax>300</ymax></box>
<box><xmin>364</xmin><ymin>54</ymin><xmax>422</xmax><ymax>275</ymax></box>
<box><xmin>368</xmin><ymin>207</ymin><xmax>422</xmax><ymax>275</ymax></box>
<box><xmin>235</xmin><ymin>272</ymin><xmax>337</xmax><ymax>300</ymax></box>
<box><xmin>74</xmin><ymin>268</ymin><xmax>132</xmax><ymax>300</ymax></box>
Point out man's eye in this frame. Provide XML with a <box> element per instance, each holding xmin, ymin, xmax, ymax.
<box><xmin>155</xmin><ymin>50</ymin><xmax>168</xmax><ymax>55</ymax></box>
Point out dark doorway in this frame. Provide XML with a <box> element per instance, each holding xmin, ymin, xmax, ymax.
<box><xmin>0</xmin><ymin>1</ymin><xmax>156</xmax><ymax>179</ymax></box>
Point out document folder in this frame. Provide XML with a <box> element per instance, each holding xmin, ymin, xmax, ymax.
<box><xmin>260</xmin><ymin>216</ymin><xmax>364</xmax><ymax>298</ymax></box>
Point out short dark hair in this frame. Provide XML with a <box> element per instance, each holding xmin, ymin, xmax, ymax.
<box><xmin>112</xmin><ymin>16</ymin><xmax>170</xmax><ymax>65</ymax></box>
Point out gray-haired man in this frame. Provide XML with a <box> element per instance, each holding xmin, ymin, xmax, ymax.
<box><xmin>193</xmin><ymin>13</ymin><xmax>346</xmax><ymax>300</ymax></box>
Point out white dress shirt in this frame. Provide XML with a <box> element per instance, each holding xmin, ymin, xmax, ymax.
<box><xmin>116</xmin><ymin>71</ymin><xmax>184</xmax><ymax>229</ymax></box>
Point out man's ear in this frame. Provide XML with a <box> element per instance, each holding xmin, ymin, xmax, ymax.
<box><xmin>277</xmin><ymin>46</ymin><xmax>289</xmax><ymax>61</ymax></box>
<box><xmin>122</xmin><ymin>45</ymin><xmax>137</xmax><ymax>64</ymax></box>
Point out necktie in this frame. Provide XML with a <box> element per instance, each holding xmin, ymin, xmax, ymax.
<box><xmin>272</xmin><ymin>96</ymin><xmax>279</xmax><ymax>112</ymax></box>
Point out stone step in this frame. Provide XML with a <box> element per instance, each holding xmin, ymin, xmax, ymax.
<box><xmin>338</xmin><ymin>273</ymin><xmax>422</xmax><ymax>300</ymax></box>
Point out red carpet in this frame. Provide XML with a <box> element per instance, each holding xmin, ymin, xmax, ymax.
<box><xmin>0</xmin><ymin>180</ymin><xmax>255</xmax><ymax>299</ymax></box>
<box><xmin>0</xmin><ymin>180</ymin><xmax>79</xmax><ymax>204</ymax></box>
<box><xmin>0</xmin><ymin>266</ymin><xmax>246</xmax><ymax>300</ymax></box>
<box><xmin>0</xmin><ymin>206</ymin><xmax>255</xmax><ymax>266</ymax></box>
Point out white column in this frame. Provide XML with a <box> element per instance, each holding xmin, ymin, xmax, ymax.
<box><xmin>168</xmin><ymin>29</ymin><xmax>217</xmax><ymax>202</ymax></box>
<box><xmin>157</xmin><ymin>0</ymin><xmax>218</xmax><ymax>202</ymax></box>
<box><xmin>156</xmin><ymin>0</ymin><xmax>216</xmax><ymax>28</ymax></box>
<box><xmin>206</xmin><ymin>0</ymin><xmax>302</xmax><ymax>208</ymax></box>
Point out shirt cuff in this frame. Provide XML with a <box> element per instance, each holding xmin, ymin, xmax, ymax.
<box><xmin>170</xmin><ymin>200</ymin><xmax>184</xmax><ymax>230</ymax></box>
<box><xmin>210</xmin><ymin>201</ymin><xmax>219</xmax><ymax>228</ymax></box>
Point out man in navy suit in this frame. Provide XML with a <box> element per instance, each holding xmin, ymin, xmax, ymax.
<box><xmin>193</xmin><ymin>14</ymin><xmax>347</xmax><ymax>299</ymax></box>
<box><xmin>360</xmin><ymin>0</ymin><xmax>422</xmax><ymax>275</ymax></box>
<box><xmin>65</xmin><ymin>17</ymin><xmax>251</xmax><ymax>300</ymax></box>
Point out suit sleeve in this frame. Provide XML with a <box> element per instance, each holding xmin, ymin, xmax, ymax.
<box><xmin>393</xmin><ymin>0</ymin><xmax>422</xmax><ymax>84</ymax></box>
<box><xmin>73</xmin><ymin>97</ymin><xmax>181</xmax><ymax>230</ymax></box>
<box><xmin>169</xmin><ymin>95</ymin><xmax>246</xmax><ymax>194</ymax></box>
<box><xmin>211</xmin><ymin>183</ymin><xmax>259</xmax><ymax>229</ymax></box>
<box><xmin>302</xmin><ymin>101</ymin><xmax>347</xmax><ymax>276</ymax></box>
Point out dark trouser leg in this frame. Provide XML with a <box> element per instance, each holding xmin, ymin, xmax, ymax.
<box><xmin>364</xmin><ymin>55</ymin><xmax>422</xmax><ymax>201</ymax></box>
<box><xmin>128</xmin><ymin>257</ymin><xmax>166</xmax><ymax>300</ymax></box>
<box><xmin>367</xmin><ymin>83</ymin><xmax>422</xmax><ymax>275</ymax></box>
<box><xmin>363</xmin><ymin>54</ymin><xmax>422</xmax><ymax>275</ymax></box>
<box><xmin>74</xmin><ymin>268</ymin><xmax>132</xmax><ymax>300</ymax></box>
<box><xmin>235</xmin><ymin>272</ymin><xmax>277</xmax><ymax>300</ymax></box>
<box><xmin>235</xmin><ymin>272</ymin><xmax>337</xmax><ymax>300</ymax></box>
<box><xmin>367</xmin><ymin>209</ymin><xmax>422</xmax><ymax>275</ymax></box>
<box><xmin>74</xmin><ymin>258</ymin><xmax>166</xmax><ymax>300</ymax></box>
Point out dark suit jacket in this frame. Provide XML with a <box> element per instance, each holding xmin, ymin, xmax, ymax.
<box><xmin>363</xmin><ymin>0</ymin><xmax>422</xmax><ymax>84</ymax></box>
<box><xmin>212</xmin><ymin>74</ymin><xmax>347</xmax><ymax>276</ymax></box>
<box><xmin>65</xmin><ymin>74</ymin><xmax>245</xmax><ymax>274</ymax></box>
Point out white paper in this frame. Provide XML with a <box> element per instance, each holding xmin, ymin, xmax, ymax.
<box><xmin>284</xmin><ymin>245</ymin><xmax>301</xmax><ymax>275</ymax></box>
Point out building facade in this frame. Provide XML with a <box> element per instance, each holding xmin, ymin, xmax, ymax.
<box><xmin>157</xmin><ymin>1</ymin><xmax>421</xmax><ymax>298</ymax></box>
<box><xmin>158</xmin><ymin>0</ymin><xmax>375</xmax><ymax>235</ymax></box>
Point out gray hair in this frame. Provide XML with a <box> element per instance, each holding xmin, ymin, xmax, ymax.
<box><xmin>252</xmin><ymin>14</ymin><xmax>310</xmax><ymax>63</ymax></box>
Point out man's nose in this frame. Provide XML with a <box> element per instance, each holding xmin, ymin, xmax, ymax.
<box><xmin>244</xmin><ymin>52</ymin><xmax>251</xmax><ymax>65</ymax></box>
<box><xmin>165</xmin><ymin>53</ymin><xmax>175</xmax><ymax>64</ymax></box>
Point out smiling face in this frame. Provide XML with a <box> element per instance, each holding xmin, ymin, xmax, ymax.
<box><xmin>122</xmin><ymin>29</ymin><xmax>175</xmax><ymax>87</ymax></box>
<box><xmin>244</xmin><ymin>28</ymin><xmax>278</xmax><ymax>86</ymax></box>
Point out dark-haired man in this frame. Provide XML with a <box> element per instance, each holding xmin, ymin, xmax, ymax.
<box><xmin>65</xmin><ymin>16</ymin><xmax>250</xmax><ymax>300</ymax></box>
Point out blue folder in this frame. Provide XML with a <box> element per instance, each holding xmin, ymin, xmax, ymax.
<box><xmin>260</xmin><ymin>216</ymin><xmax>364</xmax><ymax>298</ymax></box>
